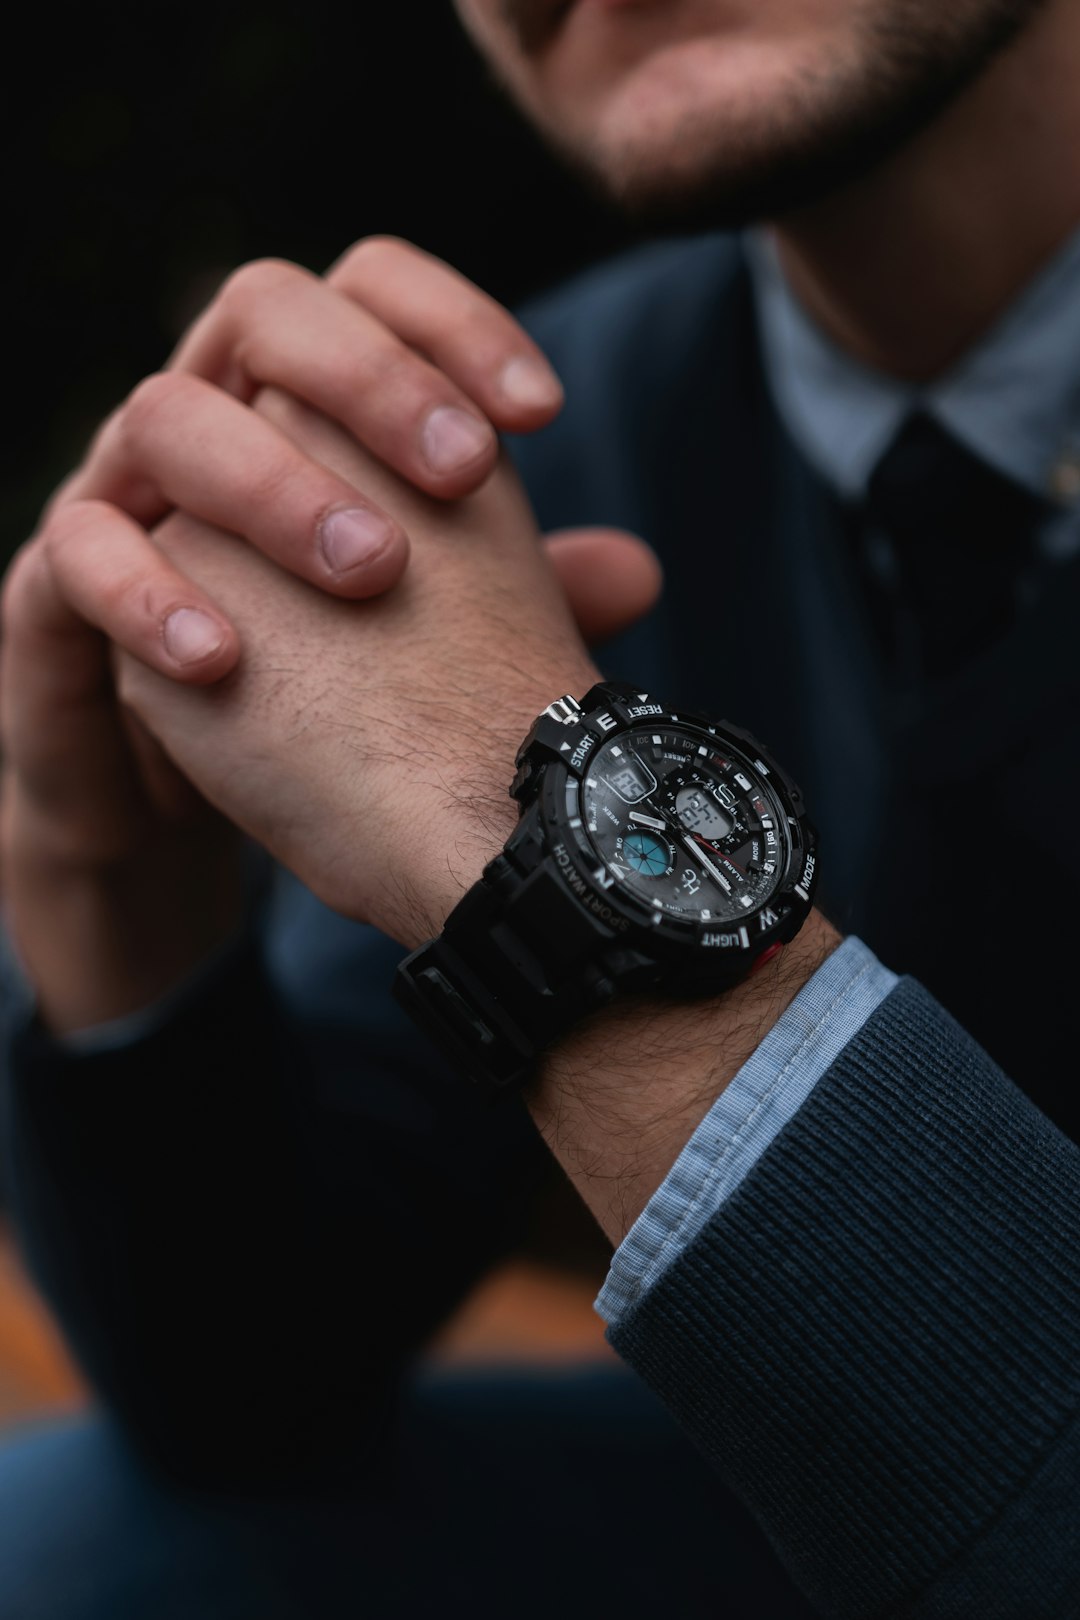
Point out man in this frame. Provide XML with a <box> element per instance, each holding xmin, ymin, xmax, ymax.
<box><xmin>1</xmin><ymin>2</ymin><xmax>1078</xmax><ymax>1617</ymax></box>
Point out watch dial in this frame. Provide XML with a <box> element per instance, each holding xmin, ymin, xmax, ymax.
<box><xmin>581</xmin><ymin>726</ymin><xmax>791</xmax><ymax>924</ymax></box>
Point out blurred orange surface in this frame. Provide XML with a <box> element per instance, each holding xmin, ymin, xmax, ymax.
<box><xmin>0</xmin><ymin>1222</ymin><xmax>86</xmax><ymax>1428</ymax></box>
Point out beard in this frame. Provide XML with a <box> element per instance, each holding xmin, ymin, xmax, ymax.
<box><xmin>487</xmin><ymin>0</ymin><xmax>1051</xmax><ymax>229</ymax></box>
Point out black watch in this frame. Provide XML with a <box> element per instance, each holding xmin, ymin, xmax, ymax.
<box><xmin>393</xmin><ymin>680</ymin><xmax>819</xmax><ymax>1092</ymax></box>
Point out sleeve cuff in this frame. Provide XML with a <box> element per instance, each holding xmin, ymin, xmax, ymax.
<box><xmin>594</xmin><ymin>934</ymin><xmax>899</xmax><ymax>1327</ymax></box>
<box><xmin>52</xmin><ymin>924</ymin><xmax>257</xmax><ymax>1055</ymax></box>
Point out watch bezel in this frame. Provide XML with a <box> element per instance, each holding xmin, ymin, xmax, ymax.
<box><xmin>524</xmin><ymin>694</ymin><xmax>819</xmax><ymax>975</ymax></box>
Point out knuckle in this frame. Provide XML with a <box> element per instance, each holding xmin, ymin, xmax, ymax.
<box><xmin>351</xmin><ymin>340</ymin><xmax>418</xmax><ymax>401</ymax></box>
<box><xmin>55</xmin><ymin>542</ymin><xmax>154</xmax><ymax>627</ymax></box>
<box><xmin>102</xmin><ymin>571</ymin><xmax>153</xmax><ymax>625</ymax></box>
<box><xmin>242</xmin><ymin>445</ymin><xmax>305</xmax><ymax>512</ymax></box>
<box><xmin>41</xmin><ymin>498</ymin><xmax>117</xmax><ymax>562</ymax></box>
<box><xmin>446</xmin><ymin>299</ymin><xmax>507</xmax><ymax>356</ymax></box>
<box><xmin>331</xmin><ymin>233</ymin><xmax>410</xmax><ymax>287</ymax></box>
<box><xmin>121</xmin><ymin>370</ymin><xmax>191</xmax><ymax>444</ymax></box>
<box><xmin>443</xmin><ymin>284</ymin><xmax>524</xmax><ymax>359</ymax></box>
<box><xmin>217</xmin><ymin>256</ymin><xmax>303</xmax><ymax>314</ymax></box>
<box><xmin>294</xmin><ymin>320</ymin><xmax>416</xmax><ymax>415</ymax></box>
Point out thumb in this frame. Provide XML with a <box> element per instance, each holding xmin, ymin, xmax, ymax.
<box><xmin>543</xmin><ymin>527</ymin><xmax>663</xmax><ymax>646</ymax></box>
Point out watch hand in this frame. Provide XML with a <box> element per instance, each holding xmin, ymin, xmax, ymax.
<box><xmin>694</xmin><ymin>832</ymin><xmax>746</xmax><ymax>874</ymax></box>
<box><xmin>680</xmin><ymin>833</ymin><xmax>731</xmax><ymax>894</ymax></box>
<box><xmin>628</xmin><ymin>810</ymin><xmax>667</xmax><ymax>832</ymax></box>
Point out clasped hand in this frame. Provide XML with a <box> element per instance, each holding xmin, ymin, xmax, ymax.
<box><xmin>0</xmin><ymin>240</ymin><xmax>660</xmax><ymax>1031</ymax></box>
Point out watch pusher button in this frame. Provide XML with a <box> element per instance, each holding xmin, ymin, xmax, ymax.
<box><xmin>510</xmin><ymin>761</ymin><xmax>534</xmax><ymax>802</ymax></box>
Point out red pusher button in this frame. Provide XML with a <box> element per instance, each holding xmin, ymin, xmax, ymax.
<box><xmin>751</xmin><ymin>942</ymin><xmax>785</xmax><ymax>974</ymax></box>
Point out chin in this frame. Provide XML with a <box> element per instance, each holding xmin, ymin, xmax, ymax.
<box><xmin>540</xmin><ymin>57</ymin><xmax>819</xmax><ymax>223</ymax></box>
<box><xmin>479</xmin><ymin>1</ymin><xmax>1045</xmax><ymax>231</ymax></box>
<box><xmin>530</xmin><ymin>34</ymin><xmax>865</xmax><ymax>226</ymax></box>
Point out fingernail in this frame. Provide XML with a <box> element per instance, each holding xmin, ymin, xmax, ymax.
<box><xmin>163</xmin><ymin>608</ymin><xmax>226</xmax><ymax>665</ymax></box>
<box><xmin>421</xmin><ymin>406</ymin><xmax>495</xmax><ymax>475</ymax></box>
<box><xmin>319</xmin><ymin>506</ymin><xmax>396</xmax><ymax>573</ymax></box>
<box><xmin>499</xmin><ymin>355</ymin><xmax>564</xmax><ymax>411</ymax></box>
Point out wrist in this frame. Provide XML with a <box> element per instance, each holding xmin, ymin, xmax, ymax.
<box><xmin>385</xmin><ymin>789</ymin><xmax>521</xmax><ymax>952</ymax></box>
<box><xmin>525</xmin><ymin>908</ymin><xmax>842</xmax><ymax>1245</ymax></box>
<box><xmin>372</xmin><ymin>659</ymin><xmax>602</xmax><ymax>950</ymax></box>
<box><xmin>4</xmin><ymin>807</ymin><xmax>246</xmax><ymax>1037</ymax></box>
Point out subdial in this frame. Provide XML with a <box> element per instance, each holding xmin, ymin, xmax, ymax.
<box><xmin>619</xmin><ymin>829</ymin><xmax>675</xmax><ymax>878</ymax></box>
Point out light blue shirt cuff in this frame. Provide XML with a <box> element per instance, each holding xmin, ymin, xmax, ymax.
<box><xmin>595</xmin><ymin>934</ymin><xmax>899</xmax><ymax>1327</ymax></box>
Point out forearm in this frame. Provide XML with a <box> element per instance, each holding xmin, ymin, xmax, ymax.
<box><xmin>524</xmin><ymin>908</ymin><xmax>842</xmax><ymax>1244</ymax></box>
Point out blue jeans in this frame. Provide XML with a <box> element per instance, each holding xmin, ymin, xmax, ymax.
<box><xmin>0</xmin><ymin>1363</ymin><xmax>812</xmax><ymax>1619</ymax></box>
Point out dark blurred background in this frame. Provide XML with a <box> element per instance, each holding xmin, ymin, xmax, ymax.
<box><xmin>2</xmin><ymin>2</ymin><xmax>649</xmax><ymax>561</ymax></box>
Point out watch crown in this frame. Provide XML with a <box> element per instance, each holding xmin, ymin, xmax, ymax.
<box><xmin>541</xmin><ymin>695</ymin><xmax>583</xmax><ymax>725</ymax></box>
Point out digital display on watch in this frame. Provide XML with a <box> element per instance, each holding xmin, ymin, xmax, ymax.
<box><xmin>601</xmin><ymin>758</ymin><xmax>655</xmax><ymax>804</ymax></box>
<box><xmin>675</xmin><ymin>785</ymin><xmax>732</xmax><ymax>841</ymax></box>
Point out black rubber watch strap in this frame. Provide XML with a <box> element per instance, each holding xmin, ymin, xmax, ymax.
<box><xmin>393</xmin><ymin>846</ymin><xmax>617</xmax><ymax>1091</ymax></box>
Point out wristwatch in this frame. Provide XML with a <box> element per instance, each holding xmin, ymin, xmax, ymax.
<box><xmin>393</xmin><ymin>680</ymin><xmax>819</xmax><ymax>1091</ymax></box>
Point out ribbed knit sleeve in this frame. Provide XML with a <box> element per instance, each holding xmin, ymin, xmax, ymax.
<box><xmin>608</xmin><ymin>977</ymin><xmax>1080</xmax><ymax>1619</ymax></box>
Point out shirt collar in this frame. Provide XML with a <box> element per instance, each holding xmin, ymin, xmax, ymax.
<box><xmin>745</xmin><ymin>224</ymin><xmax>1080</xmax><ymax>510</ymax></box>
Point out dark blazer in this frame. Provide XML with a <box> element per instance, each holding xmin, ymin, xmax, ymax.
<box><xmin>4</xmin><ymin>235</ymin><xmax>1079</xmax><ymax>1618</ymax></box>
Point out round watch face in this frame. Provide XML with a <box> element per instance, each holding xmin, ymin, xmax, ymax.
<box><xmin>580</xmin><ymin>725</ymin><xmax>791</xmax><ymax>926</ymax></box>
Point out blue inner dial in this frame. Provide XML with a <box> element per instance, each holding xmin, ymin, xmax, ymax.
<box><xmin>623</xmin><ymin>831</ymin><xmax>669</xmax><ymax>877</ymax></box>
